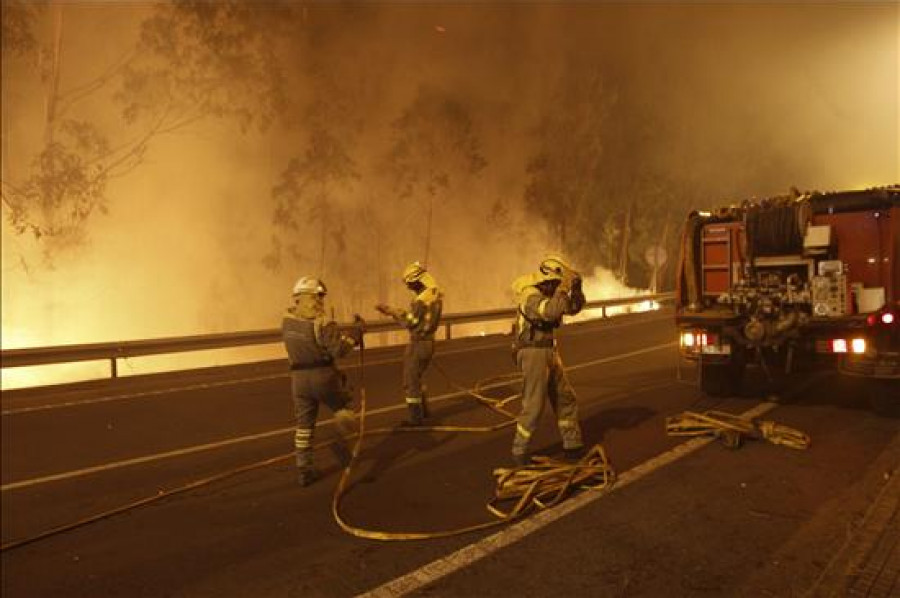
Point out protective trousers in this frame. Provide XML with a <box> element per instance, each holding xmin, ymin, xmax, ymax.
<box><xmin>403</xmin><ymin>339</ymin><xmax>435</xmax><ymax>424</ymax></box>
<box><xmin>291</xmin><ymin>367</ymin><xmax>354</xmax><ymax>472</ymax></box>
<box><xmin>512</xmin><ymin>347</ymin><xmax>584</xmax><ymax>459</ymax></box>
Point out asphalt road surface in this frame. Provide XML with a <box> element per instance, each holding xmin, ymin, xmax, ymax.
<box><xmin>2</xmin><ymin>310</ymin><xmax>898</xmax><ymax>597</ymax></box>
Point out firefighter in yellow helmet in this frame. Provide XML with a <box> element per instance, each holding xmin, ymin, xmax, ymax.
<box><xmin>376</xmin><ymin>262</ymin><xmax>444</xmax><ymax>426</ymax></box>
<box><xmin>283</xmin><ymin>276</ymin><xmax>365</xmax><ymax>486</ymax></box>
<box><xmin>509</xmin><ymin>255</ymin><xmax>587</xmax><ymax>466</ymax></box>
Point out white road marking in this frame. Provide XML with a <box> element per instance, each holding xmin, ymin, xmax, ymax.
<box><xmin>1</xmin><ymin>341</ymin><xmax>675</xmax><ymax>492</ymax></box>
<box><xmin>1</xmin><ymin>313</ymin><xmax>669</xmax><ymax>416</ymax></box>
<box><xmin>358</xmin><ymin>402</ymin><xmax>779</xmax><ymax>598</ymax></box>
<box><xmin>357</xmin><ymin>373</ymin><xmax>826</xmax><ymax>598</ymax></box>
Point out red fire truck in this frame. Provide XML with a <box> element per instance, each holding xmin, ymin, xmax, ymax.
<box><xmin>675</xmin><ymin>186</ymin><xmax>899</xmax><ymax>412</ymax></box>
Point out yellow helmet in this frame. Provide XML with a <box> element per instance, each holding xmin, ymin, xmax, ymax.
<box><xmin>538</xmin><ymin>254</ymin><xmax>573</xmax><ymax>281</ymax></box>
<box><xmin>402</xmin><ymin>262</ymin><xmax>428</xmax><ymax>284</ymax></box>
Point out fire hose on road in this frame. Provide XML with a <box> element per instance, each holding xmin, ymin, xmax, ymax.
<box><xmin>331</xmin><ymin>342</ymin><xmax>616</xmax><ymax>541</ymax></box>
<box><xmin>2</xmin><ymin>340</ymin><xmax>813</xmax><ymax>551</ymax></box>
<box><xmin>1</xmin><ymin>342</ymin><xmax>616</xmax><ymax>550</ymax></box>
<box><xmin>665</xmin><ymin>410</ymin><xmax>811</xmax><ymax>450</ymax></box>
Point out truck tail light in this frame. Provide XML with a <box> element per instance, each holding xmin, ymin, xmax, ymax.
<box><xmin>681</xmin><ymin>332</ymin><xmax>697</xmax><ymax>347</ymax></box>
<box><xmin>830</xmin><ymin>338</ymin><xmax>868</xmax><ymax>354</ymax></box>
<box><xmin>866</xmin><ymin>310</ymin><xmax>896</xmax><ymax>326</ymax></box>
<box><xmin>680</xmin><ymin>331</ymin><xmax>718</xmax><ymax>348</ymax></box>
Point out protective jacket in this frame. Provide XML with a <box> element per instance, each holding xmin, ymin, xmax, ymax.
<box><xmin>282</xmin><ymin>294</ymin><xmax>356</xmax><ymax>367</ymax></box>
<box><xmin>394</xmin><ymin>284</ymin><xmax>443</xmax><ymax>341</ymax></box>
<box><xmin>512</xmin><ymin>274</ymin><xmax>585</xmax><ymax>348</ymax></box>
<box><xmin>283</xmin><ymin>313</ymin><xmax>355</xmax><ymax>368</ymax></box>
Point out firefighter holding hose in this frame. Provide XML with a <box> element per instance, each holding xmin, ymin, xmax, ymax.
<box><xmin>376</xmin><ymin>262</ymin><xmax>444</xmax><ymax>426</ymax></box>
<box><xmin>282</xmin><ymin>276</ymin><xmax>365</xmax><ymax>487</ymax></box>
<box><xmin>510</xmin><ymin>255</ymin><xmax>587</xmax><ymax>466</ymax></box>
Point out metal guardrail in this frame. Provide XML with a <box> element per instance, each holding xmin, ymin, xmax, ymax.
<box><xmin>0</xmin><ymin>293</ymin><xmax>674</xmax><ymax>378</ymax></box>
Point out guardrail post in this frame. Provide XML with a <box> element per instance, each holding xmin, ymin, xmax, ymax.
<box><xmin>445</xmin><ymin>322</ymin><xmax>452</xmax><ymax>340</ymax></box>
<box><xmin>110</xmin><ymin>357</ymin><xmax>118</xmax><ymax>379</ymax></box>
<box><xmin>601</xmin><ymin>306</ymin><xmax>608</xmax><ymax>319</ymax></box>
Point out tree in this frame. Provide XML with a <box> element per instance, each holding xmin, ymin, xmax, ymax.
<box><xmin>265</xmin><ymin>127</ymin><xmax>359</xmax><ymax>277</ymax></box>
<box><xmin>523</xmin><ymin>67</ymin><xmax>612</xmax><ymax>260</ymax></box>
<box><xmin>385</xmin><ymin>86</ymin><xmax>487</xmax><ymax>264</ymax></box>
<box><xmin>1</xmin><ymin>0</ymin><xmax>297</xmax><ymax>260</ymax></box>
<box><xmin>1</xmin><ymin>2</ymin><xmax>124</xmax><ymax>252</ymax></box>
<box><xmin>119</xmin><ymin>0</ymin><xmax>295</xmax><ymax>134</ymax></box>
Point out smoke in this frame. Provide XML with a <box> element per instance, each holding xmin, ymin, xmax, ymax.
<box><xmin>1</xmin><ymin>2</ymin><xmax>897</xmax><ymax>388</ymax></box>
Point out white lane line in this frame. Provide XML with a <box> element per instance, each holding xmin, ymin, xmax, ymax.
<box><xmin>1</xmin><ymin>314</ymin><xmax>670</xmax><ymax>416</ymax></box>
<box><xmin>1</xmin><ymin>341</ymin><xmax>675</xmax><ymax>492</ymax></box>
<box><xmin>358</xmin><ymin>401</ymin><xmax>779</xmax><ymax>598</ymax></box>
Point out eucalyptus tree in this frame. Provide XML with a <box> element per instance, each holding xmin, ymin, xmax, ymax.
<box><xmin>1</xmin><ymin>0</ymin><xmax>297</xmax><ymax>261</ymax></box>
<box><xmin>523</xmin><ymin>66</ymin><xmax>612</xmax><ymax>266</ymax></box>
<box><xmin>385</xmin><ymin>86</ymin><xmax>487</xmax><ymax>265</ymax></box>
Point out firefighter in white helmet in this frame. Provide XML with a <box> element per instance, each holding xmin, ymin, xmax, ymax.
<box><xmin>376</xmin><ymin>262</ymin><xmax>443</xmax><ymax>426</ymax></box>
<box><xmin>283</xmin><ymin>276</ymin><xmax>364</xmax><ymax>486</ymax></box>
<box><xmin>509</xmin><ymin>255</ymin><xmax>587</xmax><ymax>466</ymax></box>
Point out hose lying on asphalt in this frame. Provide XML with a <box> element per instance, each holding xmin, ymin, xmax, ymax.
<box><xmin>1</xmin><ymin>348</ymin><xmax>615</xmax><ymax>550</ymax></box>
<box><xmin>330</xmin><ymin>347</ymin><xmax>615</xmax><ymax>540</ymax></box>
<box><xmin>332</xmin><ymin>444</ymin><xmax>615</xmax><ymax>541</ymax></box>
<box><xmin>665</xmin><ymin>410</ymin><xmax>811</xmax><ymax>450</ymax></box>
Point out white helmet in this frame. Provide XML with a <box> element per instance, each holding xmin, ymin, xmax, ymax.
<box><xmin>292</xmin><ymin>276</ymin><xmax>327</xmax><ymax>297</ymax></box>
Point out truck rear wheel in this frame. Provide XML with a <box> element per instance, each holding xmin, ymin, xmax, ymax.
<box><xmin>700</xmin><ymin>360</ymin><xmax>745</xmax><ymax>397</ymax></box>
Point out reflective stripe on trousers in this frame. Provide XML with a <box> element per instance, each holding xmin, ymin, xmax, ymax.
<box><xmin>512</xmin><ymin>347</ymin><xmax>583</xmax><ymax>457</ymax></box>
<box><xmin>291</xmin><ymin>368</ymin><xmax>353</xmax><ymax>470</ymax></box>
<box><xmin>295</xmin><ymin>427</ymin><xmax>314</xmax><ymax>468</ymax></box>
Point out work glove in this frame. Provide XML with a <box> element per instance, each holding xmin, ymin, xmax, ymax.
<box><xmin>571</xmin><ymin>276</ymin><xmax>583</xmax><ymax>294</ymax></box>
<box><xmin>376</xmin><ymin>303</ymin><xmax>404</xmax><ymax>319</ymax></box>
<box><xmin>557</xmin><ymin>268</ymin><xmax>580</xmax><ymax>293</ymax></box>
<box><xmin>345</xmin><ymin>324</ymin><xmax>364</xmax><ymax>347</ymax></box>
<box><xmin>351</xmin><ymin>314</ymin><xmax>367</xmax><ymax>348</ymax></box>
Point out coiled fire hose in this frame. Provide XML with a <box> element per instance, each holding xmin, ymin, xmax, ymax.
<box><xmin>665</xmin><ymin>410</ymin><xmax>811</xmax><ymax>450</ymax></box>
<box><xmin>330</xmin><ymin>343</ymin><xmax>615</xmax><ymax>540</ymax></box>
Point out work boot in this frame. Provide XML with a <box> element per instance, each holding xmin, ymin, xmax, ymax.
<box><xmin>563</xmin><ymin>446</ymin><xmax>587</xmax><ymax>463</ymax></box>
<box><xmin>298</xmin><ymin>468</ymin><xmax>321</xmax><ymax>487</ymax></box>
<box><xmin>401</xmin><ymin>402</ymin><xmax>426</xmax><ymax>427</ymax></box>
<box><xmin>330</xmin><ymin>440</ymin><xmax>352</xmax><ymax>468</ymax></box>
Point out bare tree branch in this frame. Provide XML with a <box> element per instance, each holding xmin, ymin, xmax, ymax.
<box><xmin>55</xmin><ymin>50</ymin><xmax>137</xmax><ymax>117</ymax></box>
